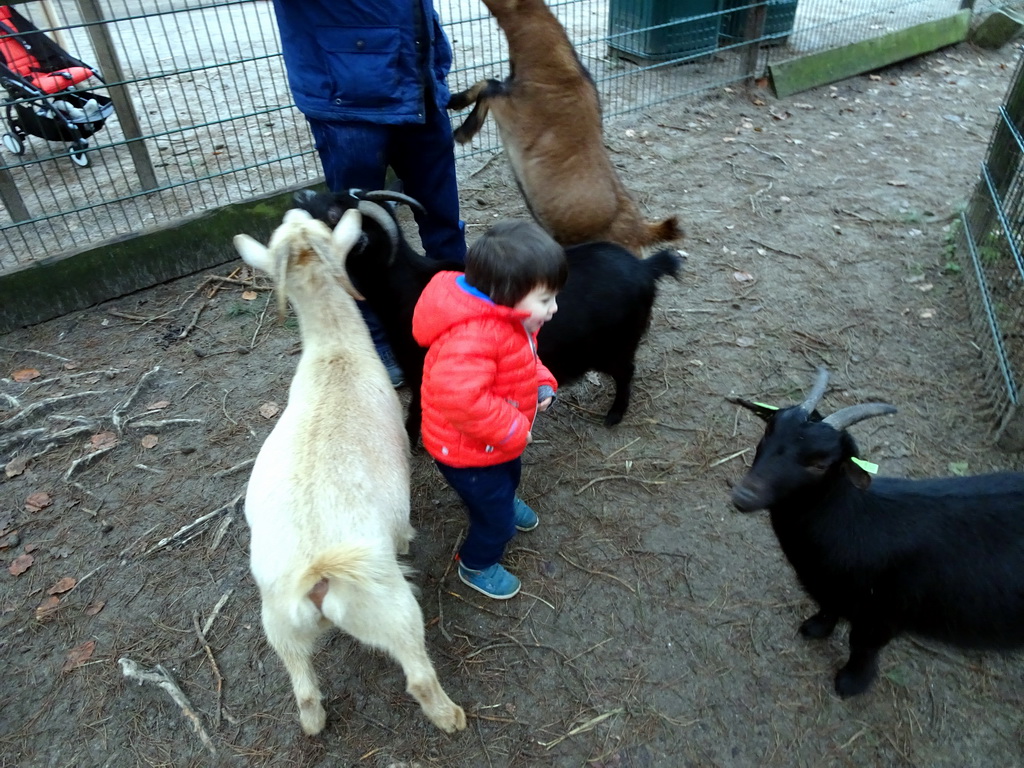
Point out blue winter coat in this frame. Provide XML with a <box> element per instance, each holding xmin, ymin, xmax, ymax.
<box><xmin>271</xmin><ymin>0</ymin><xmax>454</xmax><ymax>124</ymax></box>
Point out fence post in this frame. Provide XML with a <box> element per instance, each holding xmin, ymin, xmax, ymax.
<box><xmin>740</xmin><ymin>1</ymin><xmax>767</xmax><ymax>85</ymax></box>
<box><xmin>74</xmin><ymin>0</ymin><xmax>158</xmax><ymax>191</ymax></box>
<box><xmin>0</xmin><ymin>164</ymin><xmax>30</xmax><ymax>222</ymax></box>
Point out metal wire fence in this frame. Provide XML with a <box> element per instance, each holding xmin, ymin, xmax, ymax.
<box><xmin>0</xmin><ymin>0</ymin><xmax>974</xmax><ymax>273</ymax></box>
<box><xmin>958</xmin><ymin>47</ymin><xmax>1024</xmax><ymax>449</ymax></box>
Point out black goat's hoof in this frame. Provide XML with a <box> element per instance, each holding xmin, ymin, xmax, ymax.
<box><xmin>799</xmin><ymin>612</ymin><xmax>837</xmax><ymax>639</ymax></box>
<box><xmin>834</xmin><ymin>666</ymin><xmax>876</xmax><ymax>698</ymax></box>
<box><xmin>603</xmin><ymin>411</ymin><xmax>624</xmax><ymax>427</ymax></box>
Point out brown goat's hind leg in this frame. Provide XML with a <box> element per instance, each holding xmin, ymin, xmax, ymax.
<box><xmin>448</xmin><ymin>79</ymin><xmax>504</xmax><ymax>144</ymax></box>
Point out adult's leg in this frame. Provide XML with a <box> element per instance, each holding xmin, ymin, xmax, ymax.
<box><xmin>307</xmin><ymin>118</ymin><xmax>404</xmax><ymax>383</ymax></box>
<box><xmin>389</xmin><ymin>103</ymin><xmax>466</xmax><ymax>264</ymax></box>
<box><xmin>436</xmin><ymin>458</ymin><xmax>520</xmax><ymax>570</ymax></box>
<box><xmin>307</xmin><ymin>117</ymin><xmax>389</xmax><ymax>193</ymax></box>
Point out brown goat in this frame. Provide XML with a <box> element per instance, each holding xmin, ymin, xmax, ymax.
<box><xmin>447</xmin><ymin>0</ymin><xmax>681</xmax><ymax>256</ymax></box>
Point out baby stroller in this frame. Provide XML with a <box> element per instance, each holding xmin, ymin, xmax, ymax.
<box><xmin>0</xmin><ymin>4</ymin><xmax>113</xmax><ymax>167</ymax></box>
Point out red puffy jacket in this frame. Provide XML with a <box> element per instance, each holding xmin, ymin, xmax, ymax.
<box><xmin>413</xmin><ymin>272</ymin><xmax>557</xmax><ymax>468</ymax></box>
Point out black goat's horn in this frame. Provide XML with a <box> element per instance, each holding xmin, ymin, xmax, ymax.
<box><xmin>356</xmin><ymin>200</ymin><xmax>399</xmax><ymax>265</ymax></box>
<box><xmin>799</xmin><ymin>367</ymin><xmax>829</xmax><ymax>416</ymax></box>
<box><xmin>823</xmin><ymin>403</ymin><xmax>898</xmax><ymax>431</ymax></box>
<box><xmin>360</xmin><ymin>189</ymin><xmax>428</xmax><ymax>217</ymax></box>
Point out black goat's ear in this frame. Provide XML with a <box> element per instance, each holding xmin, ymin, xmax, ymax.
<box><xmin>729</xmin><ymin>397</ymin><xmax>778</xmax><ymax>422</ymax></box>
<box><xmin>843</xmin><ymin>459</ymin><xmax>873</xmax><ymax>490</ymax></box>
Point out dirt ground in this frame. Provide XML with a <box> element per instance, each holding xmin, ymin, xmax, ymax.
<box><xmin>3</xmin><ymin>39</ymin><xmax>1024</xmax><ymax>768</ymax></box>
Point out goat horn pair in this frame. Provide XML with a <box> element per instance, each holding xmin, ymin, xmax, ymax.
<box><xmin>356</xmin><ymin>200</ymin><xmax>399</xmax><ymax>265</ymax></box>
<box><xmin>800</xmin><ymin>367</ymin><xmax>897</xmax><ymax>429</ymax></box>
<box><xmin>823</xmin><ymin>403</ymin><xmax>898</xmax><ymax>431</ymax></box>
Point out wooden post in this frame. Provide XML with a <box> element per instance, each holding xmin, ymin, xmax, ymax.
<box><xmin>741</xmin><ymin>2</ymin><xmax>767</xmax><ymax>89</ymax></box>
<box><xmin>74</xmin><ymin>0</ymin><xmax>158</xmax><ymax>191</ymax></box>
<box><xmin>0</xmin><ymin>163</ymin><xmax>30</xmax><ymax>223</ymax></box>
<box><xmin>36</xmin><ymin>0</ymin><xmax>69</xmax><ymax>50</ymax></box>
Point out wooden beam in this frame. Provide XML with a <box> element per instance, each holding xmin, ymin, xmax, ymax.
<box><xmin>768</xmin><ymin>10</ymin><xmax>971</xmax><ymax>99</ymax></box>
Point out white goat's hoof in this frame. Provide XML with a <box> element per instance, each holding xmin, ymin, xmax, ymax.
<box><xmin>299</xmin><ymin>702</ymin><xmax>326</xmax><ymax>735</ymax></box>
<box><xmin>431</xmin><ymin>703</ymin><xmax>467</xmax><ymax>733</ymax></box>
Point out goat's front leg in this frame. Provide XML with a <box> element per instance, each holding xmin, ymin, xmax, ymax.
<box><xmin>799</xmin><ymin>609</ymin><xmax>838</xmax><ymax>639</ymax></box>
<box><xmin>447</xmin><ymin>79</ymin><xmax>505</xmax><ymax>144</ymax></box>
<box><xmin>834</xmin><ymin>621</ymin><xmax>894</xmax><ymax>698</ymax></box>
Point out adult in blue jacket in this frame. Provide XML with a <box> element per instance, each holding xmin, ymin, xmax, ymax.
<box><xmin>272</xmin><ymin>0</ymin><xmax>467</xmax><ymax>384</ymax></box>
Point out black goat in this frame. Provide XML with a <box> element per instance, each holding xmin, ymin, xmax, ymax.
<box><xmin>292</xmin><ymin>189</ymin><xmax>683</xmax><ymax>438</ymax></box>
<box><xmin>730</xmin><ymin>368</ymin><xmax>1024</xmax><ymax>698</ymax></box>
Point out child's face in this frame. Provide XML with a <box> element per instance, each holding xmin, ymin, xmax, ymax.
<box><xmin>515</xmin><ymin>285</ymin><xmax>558</xmax><ymax>334</ymax></box>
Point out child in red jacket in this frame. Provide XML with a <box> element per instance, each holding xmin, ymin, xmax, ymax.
<box><xmin>413</xmin><ymin>220</ymin><xmax>568</xmax><ymax>599</ymax></box>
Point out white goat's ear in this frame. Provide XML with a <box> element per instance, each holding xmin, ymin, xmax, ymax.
<box><xmin>233</xmin><ymin>234</ymin><xmax>271</xmax><ymax>273</ymax></box>
<box><xmin>332</xmin><ymin>208</ymin><xmax>363</xmax><ymax>255</ymax></box>
<box><xmin>329</xmin><ymin>209</ymin><xmax>366</xmax><ymax>302</ymax></box>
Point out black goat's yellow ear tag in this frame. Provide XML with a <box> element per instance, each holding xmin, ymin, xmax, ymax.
<box><xmin>850</xmin><ymin>457</ymin><xmax>878</xmax><ymax>474</ymax></box>
<box><xmin>845</xmin><ymin>458</ymin><xmax>874</xmax><ymax>490</ymax></box>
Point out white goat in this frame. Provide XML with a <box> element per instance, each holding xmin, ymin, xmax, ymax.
<box><xmin>232</xmin><ymin>208</ymin><xmax>466</xmax><ymax>736</ymax></box>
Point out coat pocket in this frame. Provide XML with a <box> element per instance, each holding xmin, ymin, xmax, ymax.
<box><xmin>319</xmin><ymin>26</ymin><xmax>402</xmax><ymax>108</ymax></box>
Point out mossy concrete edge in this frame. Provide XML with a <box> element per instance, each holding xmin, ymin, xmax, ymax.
<box><xmin>0</xmin><ymin>183</ymin><xmax>325</xmax><ymax>334</ymax></box>
<box><xmin>769</xmin><ymin>11</ymin><xmax>971</xmax><ymax>99</ymax></box>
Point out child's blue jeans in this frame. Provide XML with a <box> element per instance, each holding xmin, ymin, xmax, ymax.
<box><xmin>436</xmin><ymin>457</ymin><xmax>522</xmax><ymax>571</ymax></box>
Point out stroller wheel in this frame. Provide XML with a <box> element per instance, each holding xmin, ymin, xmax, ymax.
<box><xmin>2</xmin><ymin>132</ymin><xmax>24</xmax><ymax>155</ymax></box>
<box><xmin>69</xmin><ymin>140</ymin><xmax>89</xmax><ymax>168</ymax></box>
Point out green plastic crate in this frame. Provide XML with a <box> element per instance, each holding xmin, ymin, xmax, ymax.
<box><xmin>608</xmin><ymin>0</ymin><xmax>723</xmax><ymax>63</ymax></box>
<box><xmin>721</xmin><ymin>0</ymin><xmax>798</xmax><ymax>44</ymax></box>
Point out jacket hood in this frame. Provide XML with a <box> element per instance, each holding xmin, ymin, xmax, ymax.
<box><xmin>414</xmin><ymin>272</ymin><xmax>529</xmax><ymax>347</ymax></box>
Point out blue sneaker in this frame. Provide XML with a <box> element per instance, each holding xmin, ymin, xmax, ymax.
<box><xmin>513</xmin><ymin>497</ymin><xmax>539</xmax><ymax>532</ymax></box>
<box><xmin>375</xmin><ymin>343</ymin><xmax>405</xmax><ymax>388</ymax></box>
<box><xmin>458</xmin><ymin>562</ymin><xmax>521</xmax><ymax>600</ymax></box>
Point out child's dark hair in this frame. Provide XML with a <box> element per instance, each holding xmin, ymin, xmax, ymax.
<box><xmin>465</xmin><ymin>220</ymin><xmax>568</xmax><ymax>307</ymax></box>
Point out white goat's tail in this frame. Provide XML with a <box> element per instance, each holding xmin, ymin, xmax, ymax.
<box><xmin>292</xmin><ymin>543</ymin><xmax>401</xmax><ymax>624</ymax></box>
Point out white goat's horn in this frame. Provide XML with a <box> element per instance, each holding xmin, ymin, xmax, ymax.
<box><xmin>799</xmin><ymin>367</ymin><xmax>830</xmax><ymax>415</ymax></box>
<box><xmin>823</xmin><ymin>403</ymin><xmax>898</xmax><ymax>431</ymax></box>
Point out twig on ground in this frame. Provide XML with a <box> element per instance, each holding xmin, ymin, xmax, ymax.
<box><xmin>202</xmin><ymin>589</ymin><xmax>234</xmax><ymax>637</ymax></box>
<box><xmin>737</xmin><ymin>140</ymin><xmax>787</xmax><ymax>164</ymax></box>
<box><xmin>144</xmin><ymin>492</ymin><xmax>244</xmax><ymax>557</ymax></box>
<box><xmin>64</xmin><ymin>443</ymin><xmax>117</xmax><ymax>480</ymax></box>
<box><xmin>209</xmin><ymin>514</ymin><xmax>233</xmax><ymax>551</ymax></box>
<box><xmin>710</xmin><ymin>448</ymin><xmax>749</xmax><ymax>468</ymax></box>
<box><xmin>539</xmin><ymin>707</ymin><xmax>625</xmax><ymax>749</ymax></box>
<box><xmin>469</xmin><ymin>152</ymin><xmax>502</xmax><ymax>178</ymax></box>
<box><xmin>1</xmin><ymin>391</ymin><xmax>109</xmax><ymax>431</ymax></box>
<box><xmin>118</xmin><ymin>657</ymin><xmax>217</xmax><ymax>757</ymax></box>
<box><xmin>125</xmin><ymin>418</ymin><xmax>203</xmax><ymax>430</ymax></box>
<box><xmin>112</xmin><ymin>367</ymin><xmax>161</xmax><ymax>433</ymax></box>
<box><xmin>0</xmin><ymin>346</ymin><xmax>71</xmax><ymax>362</ymax></box>
<box><xmin>212</xmin><ymin>459</ymin><xmax>254</xmax><ymax>479</ymax></box>
<box><xmin>559</xmin><ymin>552</ymin><xmax>637</xmax><ymax>595</ymax></box>
<box><xmin>249</xmin><ymin>297</ymin><xmax>272</xmax><ymax>349</ymax></box>
<box><xmin>575</xmin><ymin>474</ymin><xmax>665</xmax><ymax>495</ymax></box>
<box><xmin>192</xmin><ymin>612</ymin><xmax>224</xmax><ymax>726</ymax></box>
<box><xmin>106</xmin><ymin>310</ymin><xmax>155</xmax><ymax>323</ymax></box>
<box><xmin>177</xmin><ymin>301</ymin><xmax>208</xmax><ymax>339</ymax></box>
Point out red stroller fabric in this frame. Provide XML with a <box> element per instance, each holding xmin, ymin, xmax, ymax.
<box><xmin>0</xmin><ymin>6</ymin><xmax>93</xmax><ymax>93</ymax></box>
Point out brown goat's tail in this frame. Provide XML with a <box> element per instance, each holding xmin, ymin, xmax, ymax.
<box><xmin>646</xmin><ymin>216</ymin><xmax>683</xmax><ymax>246</ymax></box>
